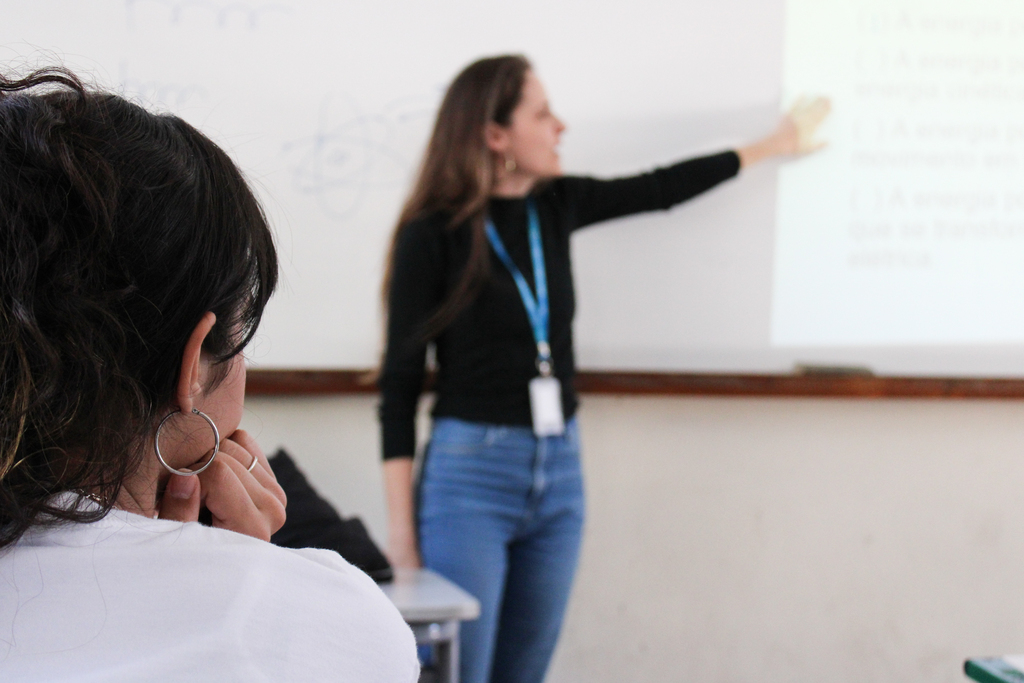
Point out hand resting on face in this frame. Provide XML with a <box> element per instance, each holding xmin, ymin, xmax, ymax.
<box><xmin>159</xmin><ymin>429</ymin><xmax>287</xmax><ymax>541</ymax></box>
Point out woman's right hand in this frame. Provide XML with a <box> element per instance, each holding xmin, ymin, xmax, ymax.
<box><xmin>786</xmin><ymin>96</ymin><xmax>832</xmax><ymax>154</ymax></box>
<box><xmin>737</xmin><ymin>95</ymin><xmax>831</xmax><ymax>168</ymax></box>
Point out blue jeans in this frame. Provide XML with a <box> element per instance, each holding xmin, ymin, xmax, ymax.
<box><xmin>418</xmin><ymin>417</ymin><xmax>585</xmax><ymax>683</ymax></box>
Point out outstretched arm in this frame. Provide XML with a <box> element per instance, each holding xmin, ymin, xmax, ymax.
<box><xmin>560</xmin><ymin>97</ymin><xmax>830</xmax><ymax>231</ymax></box>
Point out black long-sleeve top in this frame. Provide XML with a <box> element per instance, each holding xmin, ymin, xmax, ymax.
<box><xmin>379</xmin><ymin>150</ymin><xmax>741</xmax><ymax>459</ymax></box>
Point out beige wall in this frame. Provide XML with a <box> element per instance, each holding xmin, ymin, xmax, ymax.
<box><xmin>241</xmin><ymin>394</ymin><xmax>1024</xmax><ymax>683</ymax></box>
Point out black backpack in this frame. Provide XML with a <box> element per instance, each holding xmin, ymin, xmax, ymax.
<box><xmin>267</xmin><ymin>448</ymin><xmax>393</xmax><ymax>583</ymax></box>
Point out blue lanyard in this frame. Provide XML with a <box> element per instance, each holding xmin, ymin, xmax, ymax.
<box><xmin>484</xmin><ymin>199</ymin><xmax>553</xmax><ymax>377</ymax></box>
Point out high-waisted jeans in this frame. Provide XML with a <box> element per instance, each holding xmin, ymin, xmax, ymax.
<box><xmin>418</xmin><ymin>417</ymin><xmax>585</xmax><ymax>683</ymax></box>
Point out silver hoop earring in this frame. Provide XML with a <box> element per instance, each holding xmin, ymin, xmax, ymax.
<box><xmin>154</xmin><ymin>408</ymin><xmax>221</xmax><ymax>477</ymax></box>
<box><xmin>504</xmin><ymin>154</ymin><xmax>517</xmax><ymax>173</ymax></box>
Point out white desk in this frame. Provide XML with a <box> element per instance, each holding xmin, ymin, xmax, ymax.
<box><xmin>381</xmin><ymin>568</ymin><xmax>480</xmax><ymax>683</ymax></box>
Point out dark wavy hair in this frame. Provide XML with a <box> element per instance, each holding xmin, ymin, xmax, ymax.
<box><xmin>382</xmin><ymin>54</ymin><xmax>530</xmax><ymax>340</ymax></box>
<box><xmin>0</xmin><ymin>68</ymin><xmax>278</xmax><ymax>550</ymax></box>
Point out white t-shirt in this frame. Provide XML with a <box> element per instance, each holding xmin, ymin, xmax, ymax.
<box><xmin>0</xmin><ymin>506</ymin><xmax>419</xmax><ymax>682</ymax></box>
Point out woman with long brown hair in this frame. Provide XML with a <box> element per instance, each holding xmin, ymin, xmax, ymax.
<box><xmin>379</xmin><ymin>55</ymin><xmax>828</xmax><ymax>683</ymax></box>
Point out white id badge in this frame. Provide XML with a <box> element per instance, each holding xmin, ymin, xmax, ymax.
<box><xmin>529</xmin><ymin>376</ymin><xmax>565</xmax><ymax>437</ymax></box>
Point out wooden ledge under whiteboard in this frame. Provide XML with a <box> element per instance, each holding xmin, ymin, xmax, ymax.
<box><xmin>245</xmin><ymin>369</ymin><xmax>1024</xmax><ymax>399</ymax></box>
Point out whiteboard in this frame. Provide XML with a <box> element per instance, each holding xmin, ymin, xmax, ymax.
<box><xmin>6</xmin><ymin>0</ymin><xmax>1024</xmax><ymax>377</ymax></box>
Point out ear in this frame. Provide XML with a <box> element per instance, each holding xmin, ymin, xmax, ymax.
<box><xmin>484</xmin><ymin>121</ymin><xmax>511</xmax><ymax>155</ymax></box>
<box><xmin>175</xmin><ymin>311</ymin><xmax>217</xmax><ymax>414</ymax></box>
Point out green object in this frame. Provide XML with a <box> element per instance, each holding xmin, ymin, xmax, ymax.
<box><xmin>966</xmin><ymin>658</ymin><xmax>1024</xmax><ymax>683</ymax></box>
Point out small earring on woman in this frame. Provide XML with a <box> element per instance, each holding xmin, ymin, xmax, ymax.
<box><xmin>504</xmin><ymin>154</ymin><xmax>517</xmax><ymax>173</ymax></box>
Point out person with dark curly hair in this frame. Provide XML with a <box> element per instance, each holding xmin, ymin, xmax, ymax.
<box><xmin>0</xmin><ymin>68</ymin><xmax>418</xmax><ymax>681</ymax></box>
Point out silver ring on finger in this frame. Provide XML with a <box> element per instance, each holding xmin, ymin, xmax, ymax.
<box><xmin>247</xmin><ymin>452</ymin><xmax>258</xmax><ymax>472</ymax></box>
